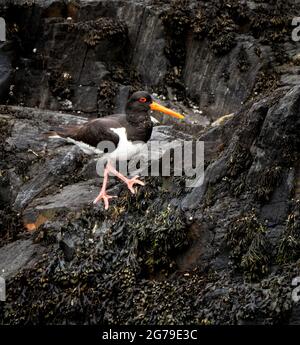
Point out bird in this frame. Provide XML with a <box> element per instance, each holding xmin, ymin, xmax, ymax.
<box><xmin>48</xmin><ymin>91</ymin><xmax>184</xmax><ymax>209</ymax></box>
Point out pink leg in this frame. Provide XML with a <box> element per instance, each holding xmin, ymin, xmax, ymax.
<box><xmin>106</xmin><ymin>161</ymin><xmax>145</xmax><ymax>194</ymax></box>
<box><xmin>93</xmin><ymin>164</ymin><xmax>117</xmax><ymax>209</ymax></box>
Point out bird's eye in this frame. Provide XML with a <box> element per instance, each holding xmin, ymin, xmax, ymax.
<box><xmin>139</xmin><ymin>97</ymin><xmax>147</xmax><ymax>103</ymax></box>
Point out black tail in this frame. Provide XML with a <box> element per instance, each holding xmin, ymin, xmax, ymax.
<box><xmin>43</xmin><ymin>125</ymin><xmax>81</xmax><ymax>139</ymax></box>
<box><xmin>43</xmin><ymin>130</ymin><xmax>61</xmax><ymax>138</ymax></box>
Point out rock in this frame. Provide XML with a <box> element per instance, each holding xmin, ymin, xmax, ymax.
<box><xmin>1</xmin><ymin>0</ymin><xmax>300</xmax><ymax>326</ymax></box>
<box><xmin>125</xmin><ymin>5</ymin><xmax>168</xmax><ymax>85</ymax></box>
<box><xmin>0</xmin><ymin>239</ymin><xmax>45</xmax><ymax>279</ymax></box>
<box><xmin>74</xmin><ymin>86</ymin><xmax>98</xmax><ymax>113</ymax></box>
<box><xmin>1</xmin><ymin>0</ymin><xmax>298</xmax><ymax>120</ymax></box>
<box><xmin>13</xmin><ymin>145</ymin><xmax>86</xmax><ymax>210</ymax></box>
<box><xmin>59</xmin><ymin>234</ymin><xmax>75</xmax><ymax>262</ymax></box>
<box><xmin>114</xmin><ymin>85</ymin><xmax>131</xmax><ymax>114</ymax></box>
<box><xmin>259</xmin><ymin>169</ymin><xmax>295</xmax><ymax>226</ymax></box>
<box><xmin>0</xmin><ymin>42</ymin><xmax>12</xmax><ymax>101</ymax></box>
<box><xmin>25</xmin><ymin>179</ymin><xmax>99</xmax><ymax>215</ymax></box>
<box><xmin>184</xmin><ymin>37</ymin><xmax>269</xmax><ymax>118</ymax></box>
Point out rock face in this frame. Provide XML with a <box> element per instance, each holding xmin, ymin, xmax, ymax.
<box><xmin>183</xmin><ymin>36</ymin><xmax>266</xmax><ymax>118</ymax></box>
<box><xmin>0</xmin><ymin>42</ymin><xmax>12</xmax><ymax>101</ymax></box>
<box><xmin>1</xmin><ymin>0</ymin><xmax>299</xmax><ymax>118</ymax></box>
<box><xmin>1</xmin><ymin>0</ymin><xmax>300</xmax><ymax>325</ymax></box>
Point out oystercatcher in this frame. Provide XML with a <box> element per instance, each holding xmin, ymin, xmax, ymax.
<box><xmin>50</xmin><ymin>91</ymin><xmax>184</xmax><ymax>209</ymax></box>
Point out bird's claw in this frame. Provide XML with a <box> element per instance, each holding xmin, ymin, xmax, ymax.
<box><xmin>93</xmin><ymin>192</ymin><xmax>117</xmax><ymax>210</ymax></box>
<box><xmin>127</xmin><ymin>175</ymin><xmax>145</xmax><ymax>194</ymax></box>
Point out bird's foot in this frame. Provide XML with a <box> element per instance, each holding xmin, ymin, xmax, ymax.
<box><xmin>93</xmin><ymin>191</ymin><xmax>117</xmax><ymax>210</ymax></box>
<box><xmin>126</xmin><ymin>175</ymin><xmax>145</xmax><ymax>194</ymax></box>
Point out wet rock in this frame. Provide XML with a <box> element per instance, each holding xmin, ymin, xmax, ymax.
<box><xmin>58</xmin><ymin>233</ymin><xmax>75</xmax><ymax>262</ymax></box>
<box><xmin>114</xmin><ymin>85</ymin><xmax>131</xmax><ymax>114</ymax></box>
<box><xmin>2</xmin><ymin>0</ymin><xmax>299</xmax><ymax>119</ymax></box>
<box><xmin>183</xmin><ymin>37</ymin><xmax>268</xmax><ymax>118</ymax></box>
<box><xmin>126</xmin><ymin>5</ymin><xmax>168</xmax><ymax>85</ymax></box>
<box><xmin>25</xmin><ymin>179</ymin><xmax>99</xmax><ymax>215</ymax></box>
<box><xmin>0</xmin><ymin>42</ymin><xmax>12</xmax><ymax>101</ymax></box>
<box><xmin>1</xmin><ymin>0</ymin><xmax>300</xmax><ymax>326</ymax></box>
<box><xmin>259</xmin><ymin>169</ymin><xmax>295</xmax><ymax>226</ymax></box>
<box><xmin>0</xmin><ymin>239</ymin><xmax>45</xmax><ymax>279</ymax></box>
<box><xmin>13</xmin><ymin>145</ymin><xmax>86</xmax><ymax>210</ymax></box>
<box><xmin>73</xmin><ymin>86</ymin><xmax>98</xmax><ymax>113</ymax></box>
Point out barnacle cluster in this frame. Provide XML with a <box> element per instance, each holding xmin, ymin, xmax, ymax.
<box><xmin>97</xmin><ymin>80</ymin><xmax>118</xmax><ymax>117</ymax></box>
<box><xmin>207</xmin><ymin>15</ymin><xmax>237</xmax><ymax>55</ymax></box>
<box><xmin>48</xmin><ymin>70</ymin><xmax>73</xmax><ymax>99</ymax></box>
<box><xmin>159</xmin><ymin>0</ymin><xmax>294</xmax><ymax>79</ymax></box>
<box><xmin>69</xmin><ymin>18</ymin><xmax>127</xmax><ymax>47</ymax></box>
<box><xmin>160</xmin><ymin>0</ymin><xmax>190</xmax><ymax>99</ymax></box>
<box><xmin>251</xmin><ymin>69</ymin><xmax>280</xmax><ymax>99</ymax></box>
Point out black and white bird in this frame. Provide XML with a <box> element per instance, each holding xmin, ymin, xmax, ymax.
<box><xmin>49</xmin><ymin>91</ymin><xmax>184</xmax><ymax>209</ymax></box>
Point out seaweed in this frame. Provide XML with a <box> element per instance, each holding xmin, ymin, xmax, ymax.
<box><xmin>226</xmin><ymin>212</ymin><xmax>270</xmax><ymax>281</ymax></box>
<box><xmin>277</xmin><ymin>201</ymin><xmax>300</xmax><ymax>264</ymax></box>
<box><xmin>253</xmin><ymin>166</ymin><xmax>283</xmax><ymax>202</ymax></box>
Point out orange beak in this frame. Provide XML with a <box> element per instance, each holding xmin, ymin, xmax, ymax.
<box><xmin>150</xmin><ymin>101</ymin><xmax>185</xmax><ymax>120</ymax></box>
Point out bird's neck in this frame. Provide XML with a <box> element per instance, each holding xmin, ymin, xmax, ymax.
<box><xmin>126</xmin><ymin>110</ymin><xmax>151</xmax><ymax>126</ymax></box>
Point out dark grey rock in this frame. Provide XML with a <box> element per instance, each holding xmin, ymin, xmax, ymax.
<box><xmin>13</xmin><ymin>146</ymin><xmax>85</xmax><ymax>210</ymax></box>
<box><xmin>1</xmin><ymin>0</ymin><xmax>300</xmax><ymax>326</ymax></box>
<box><xmin>0</xmin><ymin>42</ymin><xmax>12</xmax><ymax>101</ymax></box>
<box><xmin>74</xmin><ymin>86</ymin><xmax>98</xmax><ymax>113</ymax></box>
<box><xmin>259</xmin><ymin>169</ymin><xmax>295</xmax><ymax>226</ymax></box>
<box><xmin>183</xmin><ymin>37</ymin><xmax>271</xmax><ymax>119</ymax></box>
<box><xmin>25</xmin><ymin>179</ymin><xmax>99</xmax><ymax>214</ymax></box>
<box><xmin>59</xmin><ymin>235</ymin><xmax>75</xmax><ymax>262</ymax></box>
<box><xmin>0</xmin><ymin>239</ymin><xmax>45</xmax><ymax>279</ymax></box>
<box><xmin>114</xmin><ymin>85</ymin><xmax>131</xmax><ymax>114</ymax></box>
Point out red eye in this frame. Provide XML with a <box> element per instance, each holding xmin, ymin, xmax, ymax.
<box><xmin>139</xmin><ymin>97</ymin><xmax>147</xmax><ymax>103</ymax></box>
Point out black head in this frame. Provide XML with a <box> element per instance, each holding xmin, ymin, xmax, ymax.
<box><xmin>126</xmin><ymin>91</ymin><xmax>153</xmax><ymax>114</ymax></box>
<box><xmin>125</xmin><ymin>90</ymin><xmax>185</xmax><ymax>122</ymax></box>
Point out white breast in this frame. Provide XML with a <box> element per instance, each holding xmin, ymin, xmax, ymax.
<box><xmin>151</xmin><ymin>116</ymin><xmax>160</xmax><ymax>124</ymax></box>
<box><xmin>108</xmin><ymin>127</ymin><xmax>146</xmax><ymax>161</ymax></box>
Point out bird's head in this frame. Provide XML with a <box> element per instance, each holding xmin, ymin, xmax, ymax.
<box><xmin>126</xmin><ymin>91</ymin><xmax>185</xmax><ymax>120</ymax></box>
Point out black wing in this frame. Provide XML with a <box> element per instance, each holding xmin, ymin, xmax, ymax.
<box><xmin>57</xmin><ymin>115</ymin><xmax>128</xmax><ymax>147</ymax></box>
